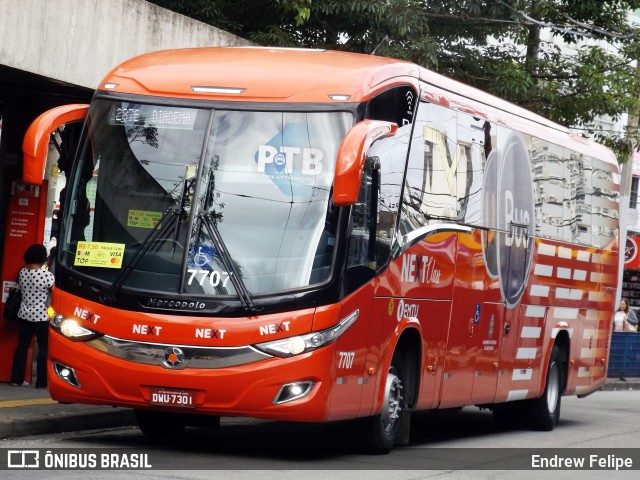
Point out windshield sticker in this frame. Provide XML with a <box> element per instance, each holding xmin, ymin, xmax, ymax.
<box><xmin>127</xmin><ymin>210</ymin><xmax>162</xmax><ymax>229</ymax></box>
<box><xmin>74</xmin><ymin>242</ymin><xmax>125</xmax><ymax>268</ymax></box>
<box><xmin>109</xmin><ymin>105</ymin><xmax>197</xmax><ymax>130</ymax></box>
<box><xmin>187</xmin><ymin>269</ymin><xmax>231</xmax><ymax>288</ymax></box>
<box><xmin>255</xmin><ymin>123</ymin><xmax>327</xmax><ymax>196</ymax></box>
<box><xmin>188</xmin><ymin>244</ymin><xmax>216</xmax><ymax>269</ymax></box>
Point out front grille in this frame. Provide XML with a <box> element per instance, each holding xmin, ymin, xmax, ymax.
<box><xmin>85</xmin><ymin>335</ymin><xmax>271</xmax><ymax>369</ymax></box>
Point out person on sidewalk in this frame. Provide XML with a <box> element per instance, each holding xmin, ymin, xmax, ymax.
<box><xmin>10</xmin><ymin>244</ymin><xmax>54</xmax><ymax>389</ymax></box>
<box><xmin>613</xmin><ymin>298</ymin><xmax>638</xmax><ymax>332</ymax></box>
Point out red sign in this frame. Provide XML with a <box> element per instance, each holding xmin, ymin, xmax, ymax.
<box><xmin>0</xmin><ymin>181</ymin><xmax>47</xmax><ymax>381</ymax></box>
<box><xmin>625</xmin><ymin>235</ymin><xmax>640</xmax><ymax>269</ymax></box>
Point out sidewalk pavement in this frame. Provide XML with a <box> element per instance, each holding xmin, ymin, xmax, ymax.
<box><xmin>0</xmin><ymin>382</ymin><xmax>135</xmax><ymax>439</ymax></box>
<box><xmin>0</xmin><ymin>378</ymin><xmax>638</xmax><ymax>440</ymax></box>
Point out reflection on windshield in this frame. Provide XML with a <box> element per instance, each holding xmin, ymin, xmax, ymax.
<box><xmin>197</xmin><ymin>213</ymin><xmax>255</xmax><ymax>311</ymax></box>
<box><xmin>61</xmin><ymin>100</ymin><xmax>351</xmax><ymax>297</ymax></box>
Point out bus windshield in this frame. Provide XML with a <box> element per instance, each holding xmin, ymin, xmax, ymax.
<box><xmin>60</xmin><ymin>99</ymin><xmax>352</xmax><ymax>298</ymax></box>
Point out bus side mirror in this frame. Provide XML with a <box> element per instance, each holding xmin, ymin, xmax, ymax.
<box><xmin>22</xmin><ymin>104</ymin><xmax>89</xmax><ymax>185</ymax></box>
<box><xmin>333</xmin><ymin>120</ymin><xmax>397</xmax><ymax>206</ymax></box>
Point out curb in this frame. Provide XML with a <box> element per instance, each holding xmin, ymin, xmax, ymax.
<box><xmin>601</xmin><ymin>381</ymin><xmax>640</xmax><ymax>392</ymax></box>
<box><xmin>0</xmin><ymin>406</ymin><xmax>136</xmax><ymax>439</ymax></box>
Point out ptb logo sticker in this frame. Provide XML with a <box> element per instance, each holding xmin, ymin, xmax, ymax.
<box><xmin>255</xmin><ymin>123</ymin><xmax>325</xmax><ymax>196</ymax></box>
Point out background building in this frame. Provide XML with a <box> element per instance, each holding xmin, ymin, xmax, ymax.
<box><xmin>0</xmin><ymin>0</ymin><xmax>251</xmax><ymax>276</ymax></box>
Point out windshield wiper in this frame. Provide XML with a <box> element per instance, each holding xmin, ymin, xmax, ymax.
<box><xmin>100</xmin><ymin>206</ymin><xmax>182</xmax><ymax>304</ymax></box>
<box><xmin>199</xmin><ymin>213</ymin><xmax>258</xmax><ymax>313</ymax></box>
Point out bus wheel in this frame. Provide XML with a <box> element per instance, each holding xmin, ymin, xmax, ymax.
<box><xmin>366</xmin><ymin>353</ymin><xmax>405</xmax><ymax>452</ymax></box>
<box><xmin>527</xmin><ymin>344</ymin><xmax>563</xmax><ymax>431</ymax></box>
<box><xmin>135</xmin><ymin>409</ymin><xmax>186</xmax><ymax>437</ymax></box>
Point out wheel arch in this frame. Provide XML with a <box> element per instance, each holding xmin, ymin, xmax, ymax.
<box><xmin>553</xmin><ymin>330</ymin><xmax>570</xmax><ymax>394</ymax></box>
<box><xmin>542</xmin><ymin>330</ymin><xmax>570</xmax><ymax>395</ymax></box>
<box><xmin>374</xmin><ymin>323</ymin><xmax>422</xmax><ymax>413</ymax></box>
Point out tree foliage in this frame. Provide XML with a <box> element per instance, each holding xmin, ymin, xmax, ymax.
<box><xmin>150</xmin><ymin>0</ymin><xmax>640</xmax><ymax>161</ymax></box>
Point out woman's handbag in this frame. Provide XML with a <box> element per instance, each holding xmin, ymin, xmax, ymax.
<box><xmin>3</xmin><ymin>286</ymin><xmax>22</xmax><ymax>321</ymax></box>
<box><xmin>624</xmin><ymin>320</ymin><xmax>638</xmax><ymax>332</ymax></box>
<box><xmin>2</xmin><ymin>270</ymin><xmax>22</xmax><ymax>321</ymax></box>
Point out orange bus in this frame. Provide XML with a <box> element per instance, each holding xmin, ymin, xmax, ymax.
<box><xmin>23</xmin><ymin>47</ymin><xmax>620</xmax><ymax>450</ymax></box>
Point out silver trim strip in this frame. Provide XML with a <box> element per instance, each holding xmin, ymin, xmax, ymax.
<box><xmin>85</xmin><ymin>335</ymin><xmax>272</xmax><ymax>369</ymax></box>
<box><xmin>402</xmin><ymin>223</ymin><xmax>472</xmax><ymax>246</ymax></box>
<box><xmin>395</xmin><ymin>223</ymin><xmax>473</xmax><ymax>257</ymax></box>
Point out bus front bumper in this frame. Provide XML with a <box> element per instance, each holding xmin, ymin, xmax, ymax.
<box><xmin>47</xmin><ymin>330</ymin><xmax>337</xmax><ymax>423</ymax></box>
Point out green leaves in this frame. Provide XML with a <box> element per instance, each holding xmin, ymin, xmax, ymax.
<box><xmin>150</xmin><ymin>0</ymin><xmax>640</xmax><ymax>161</ymax></box>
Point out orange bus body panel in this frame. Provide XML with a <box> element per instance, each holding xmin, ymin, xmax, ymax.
<box><xmin>101</xmin><ymin>47</ymin><xmax>420</xmax><ymax>103</ymax></box>
<box><xmin>22</xmin><ymin>104</ymin><xmax>89</xmax><ymax>185</ymax></box>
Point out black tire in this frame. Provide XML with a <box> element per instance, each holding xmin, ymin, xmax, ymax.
<box><xmin>364</xmin><ymin>351</ymin><xmax>406</xmax><ymax>452</ymax></box>
<box><xmin>526</xmin><ymin>344</ymin><xmax>563</xmax><ymax>431</ymax></box>
<box><xmin>135</xmin><ymin>409</ymin><xmax>186</xmax><ymax>437</ymax></box>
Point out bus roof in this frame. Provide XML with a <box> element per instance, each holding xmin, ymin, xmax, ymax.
<box><xmin>100</xmin><ymin>47</ymin><xmax>618</xmax><ymax>167</ymax></box>
<box><xmin>100</xmin><ymin>47</ymin><xmax>420</xmax><ymax>103</ymax></box>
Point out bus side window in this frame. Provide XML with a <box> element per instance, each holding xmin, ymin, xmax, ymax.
<box><xmin>400</xmin><ymin>100</ymin><xmax>459</xmax><ymax>235</ymax></box>
<box><xmin>57</xmin><ymin>122</ymin><xmax>93</xmax><ymax>245</ymax></box>
<box><xmin>344</xmin><ymin>158</ymin><xmax>378</xmax><ymax>294</ymax></box>
<box><xmin>365</xmin><ymin>86</ymin><xmax>417</xmax><ymax>127</ymax></box>
<box><xmin>367</xmin><ymin>123</ymin><xmax>412</xmax><ymax>268</ymax></box>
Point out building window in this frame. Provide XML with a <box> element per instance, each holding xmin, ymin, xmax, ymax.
<box><xmin>631</xmin><ymin>176</ymin><xmax>639</xmax><ymax>209</ymax></box>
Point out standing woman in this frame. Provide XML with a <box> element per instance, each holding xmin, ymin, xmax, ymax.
<box><xmin>10</xmin><ymin>244</ymin><xmax>54</xmax><ymax>388</ymax></box>
<box><xmin>614</xmin><ymin>298</ymin><xmax>639</xmax><ymax>332</ymax></box>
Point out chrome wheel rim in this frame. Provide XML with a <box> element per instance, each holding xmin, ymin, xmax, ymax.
<box><xmin>381</xmin><ymin>366</ymin><xmax>403</xmax><ymax>433</ymax></box>
<box><xmin>546</xmin><ymin>361</ymin><xmax>560</xmax><ymax>414</ymax></box>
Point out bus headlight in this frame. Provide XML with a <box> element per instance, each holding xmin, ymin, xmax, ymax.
<box><xmin>60</xmin><ymin>319</ymin><xmax>95</xmax><ymax>339</ymax></box>
<box><xmin>255</xmin><ymin>309</ymin><xmax>359</xmax><ymax>358</ymax></box>
<box><xmin>49</xmin><ymin>310</ymin><xmax>100</xmax><ymax>341</ymax></box>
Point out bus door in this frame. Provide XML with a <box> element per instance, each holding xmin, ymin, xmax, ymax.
<box><xmin>494</xmin><ymin>305</ymin><xmax>529</xmax><ymax>403</ymax></box>
<box><xmin>438</xmin><ymin>230</ymin><xmax>487</xmax><ymax>408</ymax></box>
<box><xmin>0</xmin><ymin>105</ymin><xmax>88</xmax><ymax>382</ymax></box>
<box><xmin>470</xmin><ymin>303</ymin><xmax>504</xmax><ymax>404</ymax></box>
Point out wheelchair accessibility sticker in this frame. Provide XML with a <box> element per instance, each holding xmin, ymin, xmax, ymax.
<box><xmin>188</xmin><ymin>244</ymin><xmax>216</xmax><ymax>269</ymax></box>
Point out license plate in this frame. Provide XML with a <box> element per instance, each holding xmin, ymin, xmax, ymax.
<box><xmin>149</xmin><ymin>387</ymin><xmax>196</xmax><ymax>408</ymax></box>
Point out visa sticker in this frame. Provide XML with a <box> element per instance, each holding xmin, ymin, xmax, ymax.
<box><xmin>127</xmin><ymin>209</ymin><xmax>162</xmax><ymax>228</ymax></box>
<box><xmin>74</xmin><ymin>242</ymin><xmax>125</xmax><ymax>269</ymax></box>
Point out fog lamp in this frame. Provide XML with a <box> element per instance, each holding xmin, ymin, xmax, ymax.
<box><xmin>53</xmin><ymin>361</ymin><xmax>81</xmax><ymax>388</ymax></box>
<box><xmin>273</xmin><ymin>381</ymin><xmax>315</xmax><ymax>404</ymax></box>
